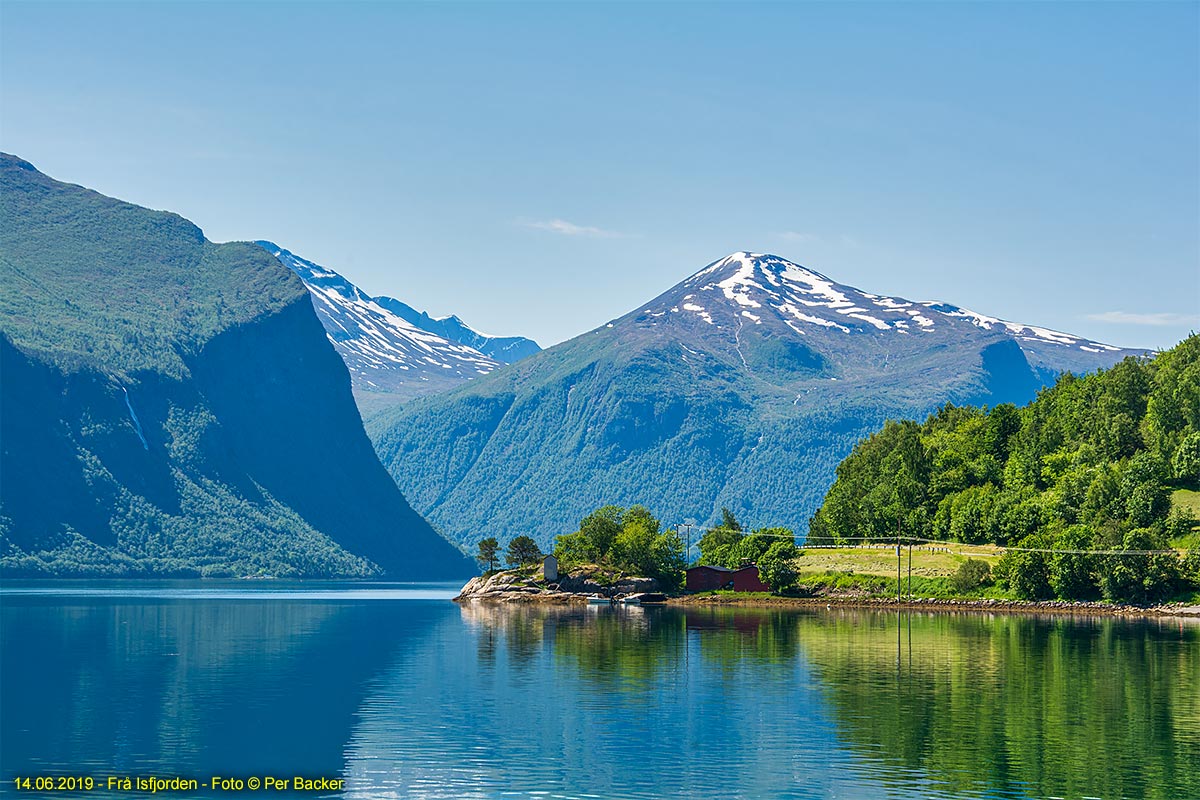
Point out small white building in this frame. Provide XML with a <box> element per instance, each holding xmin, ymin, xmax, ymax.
<box><xmin>542</xmin><ymin>554</ymin><xmax>559</xmax><ymax>582</ymax></box>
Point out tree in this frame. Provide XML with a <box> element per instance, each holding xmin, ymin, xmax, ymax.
<box><xmin>552</xmin><ymin>531</ymin><xmax>592</xmax><ymax>568</ymax></box>
<box><xmin>758</xmin><ymin>540</ymin><xmax>800</xmax><ymax>593</ymax></box>
<box><xmin>698</xmin><ymin>508</ymin><xmax>744</xmax><ymax>565</ymax></box>
<box><xmin>646</xmin><ymin>530</ymin><xmax>687</xmax><ymax>591</ymax></box>
<box><xmin>505</xmin><ymin>535</ymin><xmax>542</xmax><ymax>567</ymax></box>
<box><xmin>1099</xmin><ymin>527</ymin><xmax>1181</xmax><ymax>603</ymax></box>
<box><xmin>731</xmin><ymin>530</ymin><xmax>778</xmax><ymax>566</ymax></box>
<box><xmin>984</xmin><ymin>403</ymin><xmax>1022</xmax><ymax>461</ymax></box>
<box><xmin>476</xmin><ymin>536</ymin><xmax>500</xmax><ymax>573</ymax></box>
<box><xmin>579</xmin><ymin>505</ymin><xmax>624</xmax><ymax>560</ymax></box>
<box><xmin>1172</xmin><ymin>432</ymin><xmax>1200</xmax><ymax>487</ymax></box>
<box><xmin>998</xmin><ymin>535</ymin><xmax>1053</xmax><ymax>600</ymax></box>
<box><xmin>1126</xmin><ymin>483</ymin><xmax>1170</xmax><ymax>528</ymax></box>
<box><xmin>612</xmin><ymin>517</ymin><xmax>656</xmax><ymax>575</ymax></box>
<box><xmin>601</xmin><ymin>507</ymin><xmax>687</xmax><ymax>590</ymax></box>
<box><xmin>1049</xmin><ymin>525</ymin><xmax>1097</xmax><ymax>599</ymax></box>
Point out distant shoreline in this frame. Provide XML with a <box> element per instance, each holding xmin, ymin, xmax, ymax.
<box><xmin>453</xmin><ymin>570</ymin><xmax>1200</xmax><ymax>618</ymax></box>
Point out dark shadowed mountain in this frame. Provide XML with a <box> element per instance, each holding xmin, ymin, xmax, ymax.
<box><xmin>370</xmin><ymin>252</ymin><xmax>1148</xmax><ymax>552</ymax></box>
<box><xmin>0</xmin><ymin>154</ymin><xmax>472</xmax><ymax>577</ymax></box>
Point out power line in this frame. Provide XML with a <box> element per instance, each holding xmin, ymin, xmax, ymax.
<box><xmin>902</xmin><ymin>535</ymin><xmax>1189</xmax><ymax>557</ymax></box>
<box><xmin>671</xmin><ymin>523</ymin><xmax>1193</xmax><ymax>557</ymax></box>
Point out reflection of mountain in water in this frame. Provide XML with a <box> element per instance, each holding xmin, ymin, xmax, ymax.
<box><xmin>0</xmin><ymin>590</ymin><xmax>436</xmax><ymax>781</ymax></box>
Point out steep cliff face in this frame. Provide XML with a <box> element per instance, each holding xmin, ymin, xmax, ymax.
<box><xmin>0</xmin><ymin>154</ymin><xmax>471</xmax><ymax>577</ymax></box>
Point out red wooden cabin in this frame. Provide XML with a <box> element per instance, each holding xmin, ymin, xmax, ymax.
<box><xmin>685</xmin><ymin>564</ymin><xmax>771</xmax><ymax>593</ymax></box>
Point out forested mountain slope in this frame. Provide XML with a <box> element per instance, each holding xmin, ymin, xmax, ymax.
<box><xmin>0</xmin><ymin>154</ymin><xmax>471</xmax><ymax>577</ymax></box>
<box><xmin>810</xmin><ymin>335</ymin><xmax>1200</xmax><ymax>601</ymax></box>
<box><xmin>371</xmin><ymin>252</ymin><xmax>1146</xmax><ymax>552</ymax></box>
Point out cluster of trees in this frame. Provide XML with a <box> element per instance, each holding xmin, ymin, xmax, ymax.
<box><xmin>475</xmin><ymin>534</ymin><xmax>542</xmax><ymax>573</ymax></box>
<box><xmin>552</xmin><ymin>505</ymin><xmax>687</xmax><ymax>591</ymax></box>
<box><xmin>809</xmin><ymin>337</ymin><xmax>1200</xmax><ymax>602</ymax></box>
<box><xmin>696</xmin><ymin>508</ymin><xmax>801</xmax><ymax>592</ymax></box>
<box><xmin>477</xmin><ymin>505</ymin><xmax>805</xmax><ymax>594</ymax></box>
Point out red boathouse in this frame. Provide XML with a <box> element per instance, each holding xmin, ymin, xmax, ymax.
<box><xmin>685</xmin><ymin>564</ymin><xmax>771</xmax><ymax>593</ymax></box>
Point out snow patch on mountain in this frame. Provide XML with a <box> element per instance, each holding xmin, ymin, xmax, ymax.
<box><xmin>673</xmin><ymin>252</ymin><xmax>1135</xmax><ymax>355</ymax></box>
<box><xmin>258</xmin><ymin>242</ymin><xmax>529</xmax><ymax>398</ymax></box>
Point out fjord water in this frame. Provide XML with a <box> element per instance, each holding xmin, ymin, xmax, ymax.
<box><xmin>2</xmin><ymin>584</ymin><xmax>1197</xmax><ymax>800</ymax></box>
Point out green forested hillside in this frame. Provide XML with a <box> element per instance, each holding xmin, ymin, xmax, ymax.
<box><xmin>810</xmin><ymin>336</ymin><xmax>1200</xmax><ymax>602</ymax></box>
<box><xmin>0</xmin><ymin>154</ymin><xmax>471</xmax><ymax>577</ymax></box>
<box><xmin>0</xmin><ymin>157</ymin><xmax>299</xmax><ymax>378</ymax></box>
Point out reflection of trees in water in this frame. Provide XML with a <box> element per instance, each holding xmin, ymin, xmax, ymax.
<box><xmin>459</xmin><ymin>603</ymin><xmax>679</xmax><ymax>688</ymax></box>
<box><xmin>462</xmin><ymin>605</ymin><xmax>813</xmax><ymax>686</ymax></box>
<box><xmin>684</xmin><ymin>608</ymin><xmax>804</xmax><ymax>673</ymax></box>
<box><xmin>799</xmin><ymin>612</ymin><xmax>1200</xmax><ymax>800</ymax></box>
<box><xmin>454</xmin><ymin>604</ymin><xmax>1199</xmax><ymax>799</ymax></box>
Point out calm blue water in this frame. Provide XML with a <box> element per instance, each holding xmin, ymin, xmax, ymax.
<box><xmin>2</xmin><ymin>582</ymin><xmax>1197</xmax><ymax>799</ymax></box>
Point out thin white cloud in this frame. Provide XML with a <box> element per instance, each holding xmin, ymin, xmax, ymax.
<box><xmin>775</xmin><ymin>231</ymin><xmax>862</xmax><ymax>249</ymax></box>
<box><xmin>522</xmin><ymin>218</ymin><xmax>622</xmax><ymax>238</ymax></box>
<box><xmin>776</xmin><ymin>231</ymin><xmax>822</xmax><ymax>244</ymax></box>
<box><xmin>1086</xmin><ymin>311</ymin><xmax>1199</xmax><ymax>327</ymax></box>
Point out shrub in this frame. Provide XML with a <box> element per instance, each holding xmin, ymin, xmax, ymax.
<box><xmin>951</xmin><ymin>558</ymin><xmax>992</xmax><ymax>593</ymax></box>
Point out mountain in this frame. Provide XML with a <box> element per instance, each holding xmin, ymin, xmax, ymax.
<box><xmin>369</xmin><ymin>251</ymin><xmax>1149</xmax><ymax>553</ymax></box>
<box><xmin>0</xmin><ymin>154</ymin><xmax>472</xmax><ymax>578</ymax></box>
<box><xmin>258</xmin><ymin>242</ymin><xmax>540</xmax><ymax>405</ymax></box>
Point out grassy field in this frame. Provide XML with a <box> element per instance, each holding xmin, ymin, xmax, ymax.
<box><xmin>775</xmin><ymin>543</ymin><xmax>1010</xmax><ymax>600</ymax></box>
<box><xmin>1172</xmin><ymin>488</ymin><xmax>1200</xmax><ymax>517</ymax></box>
<box><xmin>1170</xmin><ymin>489</ymin><xmax>1200</xmax><ymax>550</ymax></box>
<box><xmin>794</xmin><ymin>543</ymin><xmax>1004</xmax><ymax>578</ymax></box>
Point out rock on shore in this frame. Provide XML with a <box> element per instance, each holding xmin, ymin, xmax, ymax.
<box><xmin>454</xmin><ymin>568</ymin><xmax>659</xmax><ymax>603</ymax></box>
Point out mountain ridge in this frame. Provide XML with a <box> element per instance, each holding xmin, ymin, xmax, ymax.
<box><xmin>257</xmin><ymin>241</ymin><xmax>540</xmax><ymax>403</ymax></box>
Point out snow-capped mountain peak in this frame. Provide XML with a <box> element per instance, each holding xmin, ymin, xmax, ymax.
<box><xmin>660</xmin><ymin>251</ymin><xmax>1138</xmax><ymax>356</ymax></box>
<box><xmin>257</xmin><ymin>242</ymin><xmax>539</xmax><ymax>400</ymax></box>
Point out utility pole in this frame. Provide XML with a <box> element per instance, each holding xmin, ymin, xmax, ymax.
<box><xmin>896</xmin><ymin>517</ymin><xmax>901</xmax><ymax>603</ymax></box>
<box><xmin>907</xmin><ymin>538</ymin><xmax>912</xmax><ymax>599</ymax></box>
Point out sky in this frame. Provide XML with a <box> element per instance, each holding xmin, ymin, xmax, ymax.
<box><xmin>1</xmin><ymin>1</ymin><xmax>1197</xmax><ymax>350</ymax></box>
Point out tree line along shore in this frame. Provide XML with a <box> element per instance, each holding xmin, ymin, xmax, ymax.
<box><xmin>466</xmin><ymin>337</ymin><xmax>1200</xmax><ymax>611</ymax></box>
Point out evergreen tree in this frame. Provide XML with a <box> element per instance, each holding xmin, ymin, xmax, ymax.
<box><xmin>505</xmin><ymin>535</ymin><xmax>542</xmax><ymax>567</ymax></box>
<box><xmin>476</xmin><ymin>536</ymin><xmax>500</xmax><ymax>573</ymax></box>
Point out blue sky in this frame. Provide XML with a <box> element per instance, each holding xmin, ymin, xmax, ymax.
<box><xmin>2</xmin><ymin>1</ymin><xmax>1196</xmax><ymax>349</ymax></box>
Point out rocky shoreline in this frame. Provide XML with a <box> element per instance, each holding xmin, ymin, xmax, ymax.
<box><xmin>669</xmin><ymin>593</ymin><xmax>1200</xmax><ymax>618</ymax></box>
<box><xmin>455</xmin><ymin>570</ymin><xmax>1200</xmax><ymax>618</ymax></box>
<box><xmin>453</xmin><ymin>569</ymin><xmax>659</xmax><ymax>604</ymax></box>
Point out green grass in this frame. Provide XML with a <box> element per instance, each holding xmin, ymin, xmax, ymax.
<box><xmin>1170</xmin><ymin>489</ymin><xmax>1200</xmax><ymax>549</ymax></box>
<box><xmin>1172</xmin><ymin>488</ymin><xmax>1200</xmax><ymax>517</ymax></box>
<box><xmin>688</xmin><ymin>590</ymin><xmax>776</xmax><ymax>600</ymax></box>
<box><xmin>790</xmin><ymin>571</ymin><xmax>1011</xmax><ymax>600</ymax></box>
<box><xmin>794</xmin><ymin>545</ymin><xmax>1004</xmax><ymax>579</ymax></box>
